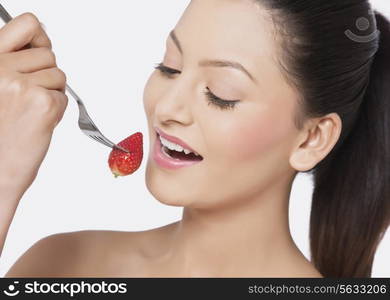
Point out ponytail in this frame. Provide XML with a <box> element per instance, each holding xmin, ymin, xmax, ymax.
<box><xmin>309</xmin><ymin>11</ymin><xmax>390</xmax><ymax>277</ymax></box>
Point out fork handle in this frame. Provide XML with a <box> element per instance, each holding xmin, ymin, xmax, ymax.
<box><xmin>0</xmin><ymin>3</ymin><xmax>12</xmax><ymax>22</ymax></box>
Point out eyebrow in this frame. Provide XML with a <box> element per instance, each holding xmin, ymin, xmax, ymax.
<box><xmin>169</xmin><ymin>30</ymin><xmax>257</xmax><ymax>83</ymax></box>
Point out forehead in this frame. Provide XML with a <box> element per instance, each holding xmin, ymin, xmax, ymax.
<box><xmin>172</xmin><ymin>0</ymin><xmax>277</xmax><ymax>64</ymax></box>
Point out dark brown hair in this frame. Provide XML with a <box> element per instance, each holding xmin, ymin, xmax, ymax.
<box><xmin>257</xmin><ymin>0</ymin><xmax>390</xmax><ymax>277</ymax></box>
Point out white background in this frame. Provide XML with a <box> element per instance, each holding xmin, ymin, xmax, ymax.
<box><xmin>0</xmin><ymin>0</ymin><xmax>389</xmax><ymax>277</ymax></box>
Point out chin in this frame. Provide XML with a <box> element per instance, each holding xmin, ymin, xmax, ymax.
<box><xmin>156</xmin><ymin>196</ymin><xmax>187</xmax><ymax>207</ymax></box>
<box><xmin>147</xmin><ymin>185</ymin><xmax>192</xmax><ymax>207</ymax></box>
<box><xmin>144</xmin><ymin>165</ymin><xmax>190</xmax><ymax>207</ymax></box>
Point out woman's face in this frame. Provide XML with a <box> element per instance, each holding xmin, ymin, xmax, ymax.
<box><xmin>143</xmin><ymin>0</ymin><xmax>300</xmax><ymax>209</ymax></box>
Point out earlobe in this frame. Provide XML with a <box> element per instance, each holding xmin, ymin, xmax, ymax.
<box><xmin>289</xmin><ymin>113</ymin><xmax>342</xmax><ymax>172</ymax></box>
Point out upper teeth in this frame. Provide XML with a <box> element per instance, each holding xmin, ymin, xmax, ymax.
<box><xmin>159</xmin><ymin>136</ymin><xmax>200</xmax><ymax>156</ymax></box>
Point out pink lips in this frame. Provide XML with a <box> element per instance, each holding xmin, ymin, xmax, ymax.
<box><xmin>153</xmin><ymin>127</ymin><xmax>203</xmax><ymax>170</ymax></box>
<box><xmin>155</xmin><ymin>127</ymin><xmax>199</xmax><ymax>155</ymax></box>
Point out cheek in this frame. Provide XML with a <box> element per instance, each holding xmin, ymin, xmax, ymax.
<box><xmin>220</xmin><ymin>104</ymin><xmax>296</xmax><ymax>161</ymax></box>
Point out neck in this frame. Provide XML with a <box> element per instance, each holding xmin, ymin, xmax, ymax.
<box><xmin>165</xmin><ymin>176</ymin><xmax>301</xmax><ymax>276</ymax></box>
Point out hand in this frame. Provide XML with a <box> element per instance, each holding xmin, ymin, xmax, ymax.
<box><xmin>0</xmin><ymin>13</ymin><xmax>68</xmax><ymax>194</ymax></box>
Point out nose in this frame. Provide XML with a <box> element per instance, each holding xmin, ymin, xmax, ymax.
<box><xmin>154</xmin><ymin>79</ymin><xmax>194</xmax><ymax>127</ymax></box>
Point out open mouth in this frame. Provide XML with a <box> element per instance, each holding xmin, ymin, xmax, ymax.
<box><xmin>157</xmin><ymin>133</ymin><xmax>203</xmax><ymax>161</ymax></box>
<box><xmin>161</xmin><ymin>145</ymin><xmax>203</xmax><ymax>161</ymax></box>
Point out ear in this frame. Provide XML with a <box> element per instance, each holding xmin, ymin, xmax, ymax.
<box><xmin>289</xmin><ymin>113</ymin><xmax>342</xmax><ymax>172</ymax></box>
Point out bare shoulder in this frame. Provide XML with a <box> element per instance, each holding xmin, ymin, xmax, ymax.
<box><xmin>4</xmin><ymin>225</ymin><xmax>174</xmax><ymax>277</ymax></box>
<box><xmin>291</xmin><ymin>266</ymin><xmax>324</xmax><ymax>278</ymax></box>
<box><xmin>282</xmin><ymin>256</ymin><xmax>324</xmax><ymax>278</ymax></box>
<box><xmin>265</xmin><ymin>246</ymin><xmax>324</xmax><ymax>278</ymax></box>
<box><xmin>4</xmin><ymin>230</ymin><xmax>130</xmax><ymax>277</ymax></box>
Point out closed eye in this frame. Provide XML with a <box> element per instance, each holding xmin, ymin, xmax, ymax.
<box><xmin>204</xmin><ymin>88</ymin><xmax>239</xmax><ymax>110</ymax></box>
<box><xmin>154</xmin><ymin>63</ymin><xmax>181</xmax><ymax>77</ymax></box>
<box><xmin>154</xmin><ymin>62</ymin><xmax>240</xmax><ymax>110</ymax></box>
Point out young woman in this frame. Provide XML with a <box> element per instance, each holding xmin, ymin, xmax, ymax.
<box><xmin>1</xmin><ymin>0</ymin><xmax>389</xmax><ymax>278</ymax></box>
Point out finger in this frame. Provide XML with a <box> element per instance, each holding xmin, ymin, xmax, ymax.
<box><xmin>0</xmin><ymin>13</ymin><xmax>52</xmax><ymax>53</ymax></box>
<box><xmin>48</xmin><ymin>89</ymin><xmax>68</xmax><ymax>126</ymax></box>
<box><xmin>0</xmin><ymin>47</ymin><xmax>56</xmax><ymax>73</ymax></box>
<box><xmin>25</xmin><ymin>68</ymin><xmax>66</xmax><ymax>91</ymax></box>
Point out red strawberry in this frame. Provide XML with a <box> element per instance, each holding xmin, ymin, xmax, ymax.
<box><xmin>108</xmin><ymin>132</ymin><xmax>143</xmax><ymax>178</ymax></box>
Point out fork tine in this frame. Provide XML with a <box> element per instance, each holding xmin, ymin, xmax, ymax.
<box><xmin>90</xmin><ymin>135</ymin><xmax>103</xmax><ymax>143</ymax></box>
<box><xmin>75</xmin><ymin>102</ymin><xmax>119</xmax><ymax>149</ymax></box>
<box><xmin>93</xmin><ymin>133</ymin><xmax>116</xmax><ymax>148</ymax></box>
<box><xmin>95</xmin><ymin>136</ymin><xmax>111</xmax><ymax>147</ymax></box>
<box><xmin>66</xmin><ymin>85</ymin><xmax>129</xmax><ymax>153</ymax></box>
<box><xmin>90</xmin><ymin>134</ymin><xmax>114</xmax><ymax>149</ymax></box>
<box><xmin>89</xmin><ymin>135</ymin><xmax>100</xmax><ymax>142</ymax></box>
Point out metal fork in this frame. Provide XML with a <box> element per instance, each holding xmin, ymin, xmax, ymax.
<box><xmin>0</xmin><ymin>3</ymin><xmax>129</xmax><ymax>153</ymax></box>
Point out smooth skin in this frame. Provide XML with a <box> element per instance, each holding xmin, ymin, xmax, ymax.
<box><xmin>0</xmin><ymin>12</ymin><xmax>67</xmax><ymax>263</ymax></box>
<box><xmin>3</xmin><ymin>1</ymin><xmax>342</xmax><ymax>277</ymax></box>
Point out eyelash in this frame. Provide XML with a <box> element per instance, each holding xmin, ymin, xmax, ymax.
<box><xmin>154</xmin><ymin>62</ymin><xmax>239</xmax><ymax>110</ymax></box>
